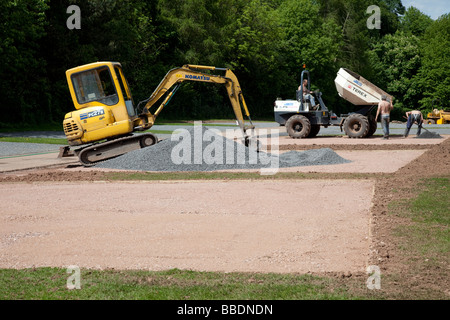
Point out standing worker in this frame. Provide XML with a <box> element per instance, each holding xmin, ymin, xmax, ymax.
<box><xmin>403</xmin><ymin>110</ymin><xmax>423</xmax><ymax>138</ymax></box>
<box><xmin>375</xmin><ymin>95</ymin><xmax>394</xmax><ymax>139</ymax></box>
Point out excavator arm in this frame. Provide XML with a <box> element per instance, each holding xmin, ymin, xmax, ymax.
<box><xmin>133</xmin><ymin>64</ymin><xmax>255</xmax><ymax>139</ymax></box>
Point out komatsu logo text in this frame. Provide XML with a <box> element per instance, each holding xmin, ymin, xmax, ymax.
<box><xmin>185</xmin><ymin>75</ymin><xmax>210</xmax><ymax>81</ymax></box>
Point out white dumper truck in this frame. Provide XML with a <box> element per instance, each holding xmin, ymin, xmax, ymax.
<box><xmin>274</xmin><ymin>68</ymin><xmax>394</xmax><ymax>138</ymax></box>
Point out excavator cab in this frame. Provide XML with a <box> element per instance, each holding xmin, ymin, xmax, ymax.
<box><xmin>71</xmin><ymin>66</ymin><xmax>118</xmax><ymax>106</ymax></box>
<box><xmin>63</xmin><ymin>62</ymin><xmax>137</xmax><ymax>146</ymax></box>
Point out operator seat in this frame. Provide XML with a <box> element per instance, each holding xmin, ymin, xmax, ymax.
<box><xmin>296</xmin><ymin>90</ymin><xmax>318</xmax><ymax>110</ymax></box>
<box><xmin>296</xmin><ymin>90</ymin><xmax>312</xmax><ymax>103</ymax></box>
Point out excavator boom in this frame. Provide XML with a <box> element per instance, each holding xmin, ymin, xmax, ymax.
<box><xmin>134</xmin><ymin>64</ymin><xmax>254</xmax><ymax>137</ymax></box>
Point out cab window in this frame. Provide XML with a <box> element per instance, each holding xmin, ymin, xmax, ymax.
<box><xmin>71</xmin><ymin>67</ymin><xmax>119</xmax><ymax>106</ymax></box>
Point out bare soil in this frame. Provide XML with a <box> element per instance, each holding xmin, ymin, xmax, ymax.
<box><xmin>279</xmin><ymin>143</ymin><xmax>431</xmax><ymax>151</ymax></box>
<box><xmin>365</xmin><ymin>137</ymin><xmax>450</xmax><ymax>298</ymax></box>
<box><xmin>0</xmin><ymin>136</ymin><xmax>449</xmax><ymax>298</ymax></box>
<box><xmin>0</xmin><ymin>180</ymin><xmax>374</xmax><ymax>274</ymax></box>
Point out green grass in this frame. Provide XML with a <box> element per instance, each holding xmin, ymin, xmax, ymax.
<box><xmin>0</xmin><ymin>137</ymin><xmax>68</xmax><ymax>145</ymax></box>
<box><xmin>386</xmin><ymin>177</ymin><xmax>449</xmax><ymax>298</ymax></box>
<box><xmin>393</xmin><ymin>178</ymin><xmax>449</xmax><ymax>258</ymax></box>
<box><xmin>411</xmin><ymin>178</ymin><xmax>449</xmax><ymax>225</ymax></box>
<box><xmin>105</xmin><ymin>171</ymin><xmax>379</xmax><ymax>182</ymax></box>
<box><xmin>144</xmin><ymin>129</ymin><xmax>176</xmax><ymax>134</ymax></box>
<box><xmin>0</xmin><ymin>268</ymin><xmax>366</xmax><ymax>300</ymax></box>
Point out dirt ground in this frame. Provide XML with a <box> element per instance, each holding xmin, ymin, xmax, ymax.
<box><xmin>0</xmin><ymin>134</ymin><xmax>449</xmax><ymax>297</ymax></box>
<box><xmin>0</xmin><ymin>180</ymin><xmax>374</xmax><ymax>274</ymax></box>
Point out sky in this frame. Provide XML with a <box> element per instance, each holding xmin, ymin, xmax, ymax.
<box><xmin>401</xmin><ymin>0</ymin><xmax>449</xmax><ymax>20</ymax></box>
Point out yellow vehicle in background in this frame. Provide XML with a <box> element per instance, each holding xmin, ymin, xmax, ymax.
<box><xmin>425</xmin><ymin>109</ymin><xmax>450</xmax><ymax>124</ymax></box>
<box><xmin>62</xmin><ymin>62</ymin><xmax>255</xmax><ymax>165</ymax></box>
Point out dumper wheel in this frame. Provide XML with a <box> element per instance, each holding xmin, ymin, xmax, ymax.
<box><xmin>286</xmin><ymin>115</ymin><xmax>311</xmax><ymax>139</ymax></box>
<box><xmin>343</xmin><ymin>114</ymin><xmax>369</xmax><ymax>138</ymax></box>
<box><xmin>426</xmin><ymin>119</ymin><xmax>436</xmax><ymax>124</ymax></box>
<box><xmin>307</xmin><ymin>125</ymin><xmax>321</xmax><ymax>138</ymax></box>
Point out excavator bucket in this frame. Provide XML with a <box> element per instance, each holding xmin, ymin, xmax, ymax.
<box><xmin>58</xmin><ymin>146</ymin><xmax>74</xmax><ymax>158</ymax></box>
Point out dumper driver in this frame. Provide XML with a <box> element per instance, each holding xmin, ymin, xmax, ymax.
<box><xmin>298</xmin><ymin>79</ymin><xmax>317</xmax><ymax>109</ymax></box>
<box><xmin>403</xmin><ymin>110</ymin><xmax>423</xmax><ymax>138</ymax></box>
<box><xmin>375</xmin><ymin>95</ymin><xmax>394</xmax><ymax>139</ymax></box>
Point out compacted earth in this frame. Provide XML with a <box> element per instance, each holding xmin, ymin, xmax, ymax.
<box><xmin>0</xmin><ymin>134</ymin><xmax>448</xmax><ymax>299</ymax></box>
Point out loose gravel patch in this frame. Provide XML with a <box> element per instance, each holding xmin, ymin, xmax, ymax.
<box><xmin>0</xmin><ymin>142</ymin><xmax>65</xmax><ymax>157</ymax></box>
<box><xmin>96</xmin><ymin>127</ymin><xmax>351</xmax><ymax>171</ymax></box>
<box><xmin>416</xmin><ymin>131</ymin><xmax>442</xmax><ymax>139</ymax></box>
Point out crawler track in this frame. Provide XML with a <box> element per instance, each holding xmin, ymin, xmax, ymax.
<box><xmin>77</xmin><ymin>133</ymin><xmax>158</xmax><ymax>166</ymax></box>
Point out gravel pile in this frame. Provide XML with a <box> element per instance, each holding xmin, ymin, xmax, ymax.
<box><xmin>277</xmin><ymin>149</ymin><xmax>350</xmax><ymax>167</ymax></box>
<box><xmin>416</xmin><ymin>131</ymin><xmax>442</xmax><ymax>139</ymax></box>
<box><xmin>0</xmin><ymin>142</ymin><xmax>65</xmax><ymax>157</ymax></box>
<box><xmin>96</xmin><ymin>127</ymin><xmax>351</xmax><ymax>172</ymax></box>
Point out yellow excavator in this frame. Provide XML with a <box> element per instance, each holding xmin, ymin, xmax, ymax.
<box><xmin>62</xmin><ymin>61</ymin><xmax>255</xmax><ymax>165</ymax></box>
<box><xmin>425</xmin><ymin>109</ymin><xmax>450</xmax><ymax>124</ymax></box>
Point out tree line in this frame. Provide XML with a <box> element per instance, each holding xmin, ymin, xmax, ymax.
<box><xmin>0</xmin><ymin>0</ymin><xmax>449</xmax><ymax>129</ymax></box>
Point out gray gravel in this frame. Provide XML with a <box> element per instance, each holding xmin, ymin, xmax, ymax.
<box><xmin>416</xmin><ymin>130</ymin><xmax>442</xmax><ymax>139</ymax></box>
<box><xmin>0</xmin><ymin>142</ymin><xmax>65</xmax><ymax>157</ymax></box>
<box><xmin>96</xmin><ymin>127</ymin><xmax>350</xmax><ymax>171</ymax></box>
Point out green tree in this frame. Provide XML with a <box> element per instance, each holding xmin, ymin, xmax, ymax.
<box><xmin>316</xmin><ymin>0</ymin><xmax>407</xmax><ymax>114</ymax></box>
<box><xmin>368</xmin><ymin>30</ymin><xmax>421</xmax><ymax>117</ymax></box>
<box><xmin>155</xmin><ymin>0</ymin><xmax>241</xmax><ymax>119</ymax></box>
<box><xmin>399</xmin><ymin>6</ymin><xmax>433</xmax><ymax>36</ymax></box>
<box><xmin>381</xmin><ymin>0</ymin><xmax>405</xmax><ymax>16</ymax></box>
<box><xmin>158</xmin><ymin>0</ymin><xmax>237</xmax><ymax>66</ymax></box>
<box><xmin>226</xmin><ymin>0</ymin><xmax>285</xmax><ymax>117</ymax></box>
<box><xmin>276</xmin><ymin>0</ymin><xmax>342</xmax><ymax>110</ymax></box>
<box><xmin>0</xmin><ymin>0</ymin><xmax>49</xmax><ymax>126</ymax></box>
<box><xmin>156</xmin><ymin>0</ymin><xmax>287</xmax><ymax>119</ymax></box>
<box><xmin>41</xmin><ymin>0</ymin><xmax>170</xmax><ymax>121</ymax></box>
<box><xmin>415</xmin><ymin>14</ymin><xmax>450</xmax><ymax>110</ymax></box>
<box><xmin>318</xmin><ymin>0</ymin><xmax>372</xmax><ymax>74</ymax></box>
<box><xmin>3</xmin><ymin>0</ymin><xmax>444</xmax><ymax>127</ymax></box>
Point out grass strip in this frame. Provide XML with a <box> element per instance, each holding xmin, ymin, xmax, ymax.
<box><xmin>105</xmin><ymin>171</ymin><xmax>381</xmax><ymax>181</ymax></box>
<box><xmin>392</xmin><ymin>177</ymin><xmax>449</xmax><ymax>258</ymax></box>
<box><xmin>0</xmin><ymin>268</ymin><xmax>367</xmax><ymax>300</ymax></box>
<box><xmin>0</xmin><ymin>151</ymin><xmax>60</xmax><ymax>160</ymax></box>
<box><xmin>386</xmin><ymin>177</ymin><xmax>449</xmax><ymax>299</ymax></box>
<box><xmin>0</xmin><ymin>137</ymin><xmax>67</xmax><ymax>145</ymax></box>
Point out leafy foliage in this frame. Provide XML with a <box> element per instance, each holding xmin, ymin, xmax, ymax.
<box><xmin>0</xmin><ymin>0</ymin><xmax>448</xmax><ymax>127</ymax></box>
<box><xmin>415</xmin><ymin>14</ymin><xmax>450</xmax><ymax>110</ymax></box>
<box><xmin>0</xmin><ymin>0</ymin><xmax>49</xmax><ymax>126</ymax></box>
<box><xmin>368</xmin><ymin>31</ymin><xmax>421</xmax><ymax>112</ymax></box>
<box><xmin>399</xmin><ymin>6</ymin><xmax>433</xmax><ymax>36</ymax></box>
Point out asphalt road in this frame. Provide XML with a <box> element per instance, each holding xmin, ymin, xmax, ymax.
<box><xmin>2</xmin><ymin>122</ymin><xmax>450</xmax><ymax>140</ymax></box>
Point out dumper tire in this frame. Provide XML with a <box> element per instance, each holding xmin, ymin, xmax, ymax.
<box><xmin>286</xmin><ymin>115</ymin><xmax>311</xmax><ymax>139</ymax></box>
<box><xmin>307</xmin><ymin>125</ymin><xmax>321</xmax><ymax>138</ymax></box>
<box><xmin>343</xmin><ymin>114</ymin><xmax>370</xmax><ymax>138</ymax></box>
